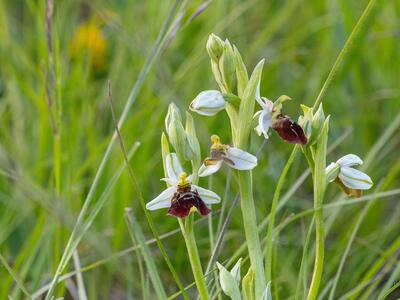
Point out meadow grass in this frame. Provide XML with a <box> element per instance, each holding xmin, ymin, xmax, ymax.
<box><xmin>0</xmin><ymin>0</ymin><xmax>399</xmax><ymax>299</ymax></box>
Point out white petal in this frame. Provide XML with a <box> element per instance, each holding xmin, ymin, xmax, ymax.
<box><xmin>262</xmin><ymin>97</ymin><xmax>274</xmax><ymax>111</ymax></box>
<box><xmin>255</xmin><ymin>79</ymin><xmax>263</xmax><ymax>107</ymax></box>
<box><xmin>339</xmin><ymin>166</ymin><xmax>373</xmax><ymax>190</ymax></box>
<box><xmin>255</xmin><ymin>123</ymin><xmax>263</xmax><ymax>137</ymax></box>
<box><xmin>146</xmin><ymin>187</ymin><xmax>175</xmax><ymax>210</ymax></box>
<box><xmin>337</xmin><ymin>154</ymin><xmax>363</xmax><ymax>167</ymax></box>
<box><xmin>192</xmin><ymin>185</ymin><xmax>221</xmax><ymax>204</ymax></box>
<box><xmin>161</xmin><ymin>177</ymin><xmax>178</xmax><ymax>186</ymax></box>
<box><xmin>258</xmin><ymin>110</ymin><xmax>272</xmax><ymax>139</ymax></box>
<box><xmin>198</xmin><ymin>161</ymin><xmax>223</xmax><ymax>177</ymax></box>
<box><xmin>166</xmin><ymin>153</ymin><xmax>183</xmax><ymax>181</ymax></box>
<box><xmin>225</xmin><ymin>147</ymin><xmax>257</xmax><ymax>170</ymax></box>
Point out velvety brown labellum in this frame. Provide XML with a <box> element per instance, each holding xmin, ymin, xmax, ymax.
<box><xmin>272</xmin><ymin>115</ymin><xmax>308</xmax><ymax>145</ymax></box>
<box><xmin>167</xmin><ymin>189</ymin><xmax>211</xmax><ymax>218</ymax></box>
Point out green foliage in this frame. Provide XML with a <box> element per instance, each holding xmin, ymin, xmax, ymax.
<box><xmin>0</xmin><ymin>0</ymin><xmax>399</xmax><ymax>299</ymax></box>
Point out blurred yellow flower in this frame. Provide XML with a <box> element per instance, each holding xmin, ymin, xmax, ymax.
<box><xmin>70</xmin><ymin>18</ymin><xmax>107</xmax><ymax>73</ymax></box>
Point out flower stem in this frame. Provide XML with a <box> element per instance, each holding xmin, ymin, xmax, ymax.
<box><xmin>237</xmin><ymin>170</ymin><xmax>265</xmax><ymax>299</ymax></box>
<box><xmin>179</xmin><ymin>216</ymin><xmax>210</xmax><ymax>300</ymax></box>
<box><xmin>306</xmin><ymin>119</ymin><xmax>329</xmax><ymax>300</ymax></box>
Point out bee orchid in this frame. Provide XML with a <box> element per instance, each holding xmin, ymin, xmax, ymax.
<box><xmin>146</xmin><ymin>153</ymin><xmax>220</xmax><ymax>218</ymax></box>
<box><xmin>198</xmin><ymin>135</ymin><xmax>258</xmax><ymax>177</ymax></box>
<box><xmin>326</xmin><ymin>154</ymin><xmax>373</xmax><ymax>197</ymax></box>
<box><xmin>254</xmin><ymin>81</ymin><xmax>307</xmax><ymax>145</ymax></box>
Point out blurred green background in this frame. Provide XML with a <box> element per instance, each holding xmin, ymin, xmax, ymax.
<box><xmin>0</xmin><ymin>0</ymin><xmax>399</xmax><ymax>299</ymax></box>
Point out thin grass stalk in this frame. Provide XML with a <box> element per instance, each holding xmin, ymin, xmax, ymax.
<box><xmin>295</xmin><ymin>218</ymin><xmax>315</xmax><ymax>300</ymax></box>
<box><xmin>0</xmin><ymin>253</ymin><xmax>32</xmax><ymax>299</ymax></box>
<box><xmin>265</xmin><ymin>147</ymin><xmax>298</xmax><ymax>282</ymax></box>
<box><xmin>72</xmin><ymin>251</ymin><xmax>88</xmax><ymax>300</ymax></box>
<box><xmin>45</xmin><ymin>0</ymin><xmax>64</xmax><ymax>296</ymax></box>
<box><xmin>125</xmin><ymin>209</ymin><xmax>167</xmax><ymax>299</ymax></box>
<box><xmin>43</xmin><ymin>2</ymin><xmax>182</xmax><ymax>299</ymax></box>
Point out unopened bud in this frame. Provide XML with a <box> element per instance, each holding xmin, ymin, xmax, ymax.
<box><xmin>219</xmin><ymin>40</ymin><xmax>236</xmax><ymax>92</ymax></box>
<box><xmin>309</xmin><ymin>104</ymin><xmax>325</xmax><ymax>144</ymax></box>
<box><xmin>189</xmin><ymin>90</ymin><xmax>225</xmax><ymax>116</ymax></box>
<box><xmin>206</xmin><ymin>33</ymin><xmax>224</xmax><ymax>63</ymax></box>
<box><xmin>165</xmin><ymin>103</ymin><xmax>192</xmax><ymax>161</ymax></box>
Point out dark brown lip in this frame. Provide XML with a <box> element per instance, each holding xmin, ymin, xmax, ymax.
<box><xmin>168</xmin><ymin>189</ymin><xmax>211</xmax><ymax>218</ymax></box>
<box><xmin>272</xmin><ymin>115</ymin><xmax>308</xmax><ymax>145</ymax></box>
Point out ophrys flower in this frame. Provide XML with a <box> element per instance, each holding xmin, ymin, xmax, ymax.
<box><xmin>198</xmin><ymin>135</ymin><xmax>257</xmax><ymax>177</ymax></box>
<box><xmin>326</xmin><ymin>154</ymin><xmax>373</xmax><ymax>197</ymax></box>
<box><xmin>146</xmin><ymin>153</ymin><xmax>220</xmax><ymax>218</ymax></box>
<box><xmin>254</xmin><ymin>82</ymin><xmax>307</xmax><ymax>145</ymax></box>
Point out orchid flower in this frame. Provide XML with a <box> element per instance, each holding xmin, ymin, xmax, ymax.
<box><xmin>146</xmin><ymin>153</ymin><xmax>220</xmax><ymax>218</ymax></box>
<box><xmin>326</xmin><ymin>154</ymin><xmax>373</xmax><ymax>197</ymax></box>
<box><xmin>254</xmin><ymin>81</ymin><xmax>307</xmax><ymax>145</ymax></box>
<box><xmin>198</xmin><ymin>135</ymin><xmax>257</xmax><ymax>177</ymax></box>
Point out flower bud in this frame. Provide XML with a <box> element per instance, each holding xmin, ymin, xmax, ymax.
<box><xmin>206</xmin><ymin>33</ymin><xmax>224</xmax><ymax>63</ymax></box>
<box><xmin>309</xmin><ymin>104</ymin><xmax>325</xmax><ymax>144</ymax></box>
<box><xmin>189</xmin><ymin>90</ymin><xmax>225</xmax><ymax>116</ymax></box>
<box><xmin>219</xmin><ymin>40</ymin><xmax>236</xmax><ymax>92</ymax></box>
<box><xmin>165</xmin><ymin>103</ymin><xmax>192</xmax><ymax>161</ymax></box>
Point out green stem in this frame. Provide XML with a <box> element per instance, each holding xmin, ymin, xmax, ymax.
<box><xmin>306</xmin><ymin>207</ymin><xmax>324</xmax><ymax>300</ymax></box>
<box><xmin>306</xmin><ymin>120</ymin><xmax>328</xmax><ymax>300</ymax></box>
<box><xmin>179</xmin><ymin>217</ymin><xmax>210</xmax><ymax>300</ymax></box>
<box><xmin>237</xmin><ymin>170</ymin><xmax>265</xmax><ymax>299</ymax></box>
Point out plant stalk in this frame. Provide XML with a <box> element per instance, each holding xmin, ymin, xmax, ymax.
<box><xmin>179</xmin><ymin>216</ymin><xmax>210</xmax><ymax>300</ymax></box>
<box><xmin>306</xmin><ymin>119</ymin><xmax>328</xmax><ymax>300</ymax></box>
<box><xmin>237</xmin><ymin>170</ymin><xmax>265</xmax><ymax>299</ymax></box>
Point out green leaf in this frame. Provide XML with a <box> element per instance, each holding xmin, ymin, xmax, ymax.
<box><xmin>260</xmin><ymin>282</ymin><xmax>272</xmax><ymax>300</ymax></box>
<box><xmin>234</xmin><ymin>45</ymin><xmax>248</xmax><ymax>98</ymax></box>
<box><xmin>237</xmin><ymin>59</ymin><xmax>265</xmax><ymax>149</ymax></box>
<box><xmin>217</xmin><ymin>262</ymin><xmax>242</xmax><ymax>300</ymax></box>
